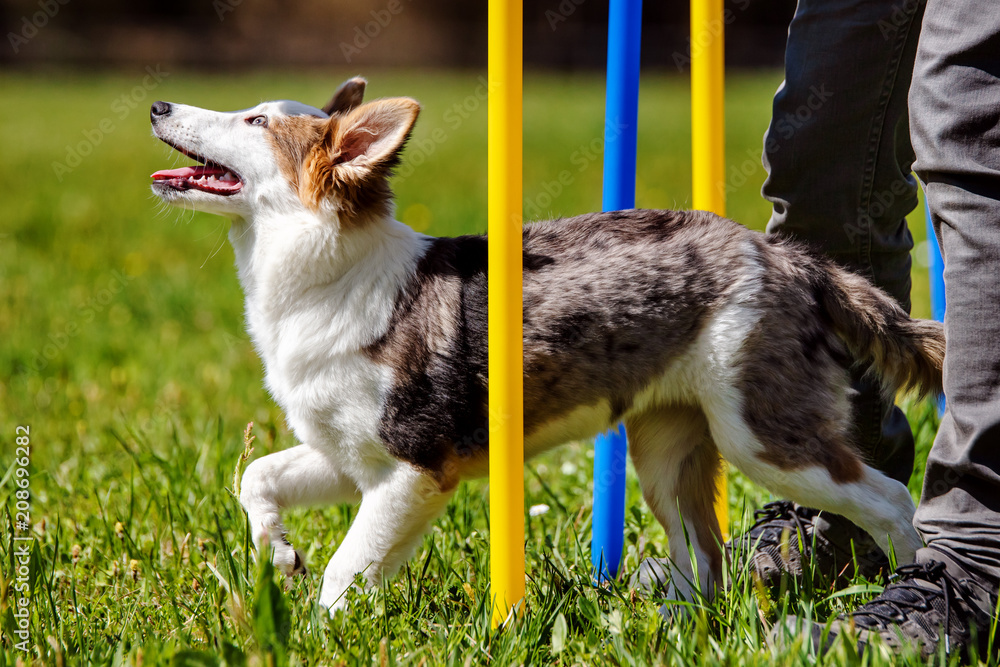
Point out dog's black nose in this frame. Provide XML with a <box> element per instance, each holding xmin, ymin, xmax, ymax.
<box><xmin>150</xmin><ymin>101</ymin><xmax>172</xmax><ymax>120</ymax></box>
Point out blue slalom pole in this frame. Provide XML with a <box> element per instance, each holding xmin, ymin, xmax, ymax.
<box><xmin>592</xmin><ymin>0</ymin><xmax>642</xmax><ymax>584</ymax></box>
<box><xmin>925</xmin><ymin>197</ymin><xmax>946</xmax><ymax>413</ymax></box>
<box><xmin>925</xmin><ymin>199</ymin><xmax>945</xmax><ymax>322</ymax></box>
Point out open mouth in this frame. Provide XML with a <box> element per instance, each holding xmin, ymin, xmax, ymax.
<box><xmin>151</xmin><ymin>142</ymin><xmax>243</xmax><ymax>195</ymax></box>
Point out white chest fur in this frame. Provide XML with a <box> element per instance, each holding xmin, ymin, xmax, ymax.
<box><xmin>229</xmin><ymin>215</ymin><xmax>427</xmax><ymax>480</ymax></box>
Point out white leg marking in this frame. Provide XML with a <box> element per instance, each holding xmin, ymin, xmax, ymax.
<box><xmin>318</xmin><ymin>463</ymin><xmax>453</xmax><ymax>614</ymax></box>
<box><xmin>704</xmin><ymin>404</ymin><xmax>922</xmax><ymax>568</ymax></box>
<box><xmin>840</xmin><ymin>472</ymin><xmax>922</xmax><ymax>565</ymax></box>
<box><xmin>240</xmin><ymin>444</ymin><xmax>361</xmax><ymax>576</ymax></box>
<box><xmin>765</xmin><ymin>465</ymin><xmax>921</xmax><ymax>566</ymax></box>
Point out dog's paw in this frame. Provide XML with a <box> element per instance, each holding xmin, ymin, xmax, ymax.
<box><xmin>318</xmin><ymin>583</ymin><xmax>351</xmax><ymax>617</ymax></box>
<box><xmin>632</xmin><ymin>556</ymin><xmax>672</xmax><ymax>595</ymax></box>
<box><xmin>632</xmin><ymin>557</ymin><xmax>701</xmax><ymax>620</ymax></box>
<box><xmin>271</xmin><ymin>539</ymin><xmax>308</xmax><ymax>578</ymax></box>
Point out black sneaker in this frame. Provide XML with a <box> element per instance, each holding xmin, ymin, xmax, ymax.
<box><xmin>729</xmin><ymin>501</ymin><xmax>891</xmax><ymax>591</ymax></box>
<box><xmin>786</xmin><ymin>559</ymin><xmax>998</xmax><ymax>660</ymax></box>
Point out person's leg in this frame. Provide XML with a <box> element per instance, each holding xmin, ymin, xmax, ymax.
<box><xmin>909</xmin><ymin>0</ymin><xmax>1000</xmax><ymax>595</ymax></box>
<box><xmin>781</xmin><ymin>0</ymin><xmax>1000</xmax><ymax>658</ymax></box>
<box><xmin>730</xmin><ymin>0</ymin><xmax>927</xmax><ymax>592</ymax></box>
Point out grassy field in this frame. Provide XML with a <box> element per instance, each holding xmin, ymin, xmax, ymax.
<box><xmin>0</xmin><ymin>68</ymin><xmax>962</xmax><ymax>666</ymax></box>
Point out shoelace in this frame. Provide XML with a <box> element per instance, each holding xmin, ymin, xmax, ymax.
<box><xmin>852</xmin><ymin>560</ymin><xmax>962</xmax><ymax>654</ymax></box>
<box><xmin>749</xmin><ymin>501</ymin><xmax>811</xmax><ymax>539</ymax></box>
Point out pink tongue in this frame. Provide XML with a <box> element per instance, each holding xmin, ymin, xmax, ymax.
<box><xmin>151</xmin><ymin>165</ymin><xmax>225</xmax><ymax>180</ymax></box>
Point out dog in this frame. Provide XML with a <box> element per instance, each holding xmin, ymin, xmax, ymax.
<box><xmin>150</xmin><ymin>77</ymin><xmax>943</xmax><ymax>613</ymax></box>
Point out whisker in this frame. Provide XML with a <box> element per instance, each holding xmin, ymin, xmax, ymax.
<box><xmin>200</xmin><ymin>220</ymin><xmax>231</xmax><ymax>268</ymax></box>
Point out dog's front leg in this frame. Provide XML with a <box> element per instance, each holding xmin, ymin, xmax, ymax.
<box><xmin>318</xmin><ymin>462</ymin><xmax>454</xmax><ymax>614</ymax></box>
<box><xmin>240</xmin><ymin>444</ymin><xmax>361</xmax><ymax>576</ymax></box>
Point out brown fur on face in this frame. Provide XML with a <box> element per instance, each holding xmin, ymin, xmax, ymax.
<box><xmin>264</xmin><ymin>96</ymin><xmax>420</xmax><ymax>223</ymax></box>
<box><xmin>302</xmin><ymin>98</ymin><xmax>420</xmax><ymax>219</ymax></box>
<box><xmin>262</xmin><ymin>76</ymin><xmax>372</xmax><ymax>207</ymax></box>
<box><xmin>267</xmin><ymin>115</ymin><xmax>326</xmax><ymax>200</ymax></box>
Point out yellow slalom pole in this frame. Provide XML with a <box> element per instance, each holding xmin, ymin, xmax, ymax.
<box><xmin>691</xmin><ymin>0</ymin><xmax>725</xmax><ymax>215</ymax></box>
<box><xmin>488</xmin><ymin>0</ymin><xmax>524</xmax><ymax>628</ymax></box>
<box><xmin>691</xmin><ymin>0</ymin><xmax>729</xmax><ymax>538</ymax></box>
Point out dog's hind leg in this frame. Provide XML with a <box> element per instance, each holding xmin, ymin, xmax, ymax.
<box><xmin>703</xmin><ymin>399</ymin><xmax>923</xmax><ymax>568</ymax></box>
<box><xmin>627</xmin><ymin>405</ymin><xmax>724</xmax><ymax>605</ymax></box>
<box><xmin>240</xmin><ymin>444</ymin><xmax>361</xmax><ymax>577</ymax></box>
<box><xmin>317</xmin><ymin>462</ymin><xmax>454</xmax><ymax>614</ymax></box>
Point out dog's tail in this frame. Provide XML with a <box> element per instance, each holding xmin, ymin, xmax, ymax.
<box><xmin>818</xmin><ymin>262</ymin><xmax>944</xmax><ymax>400</ymax></box>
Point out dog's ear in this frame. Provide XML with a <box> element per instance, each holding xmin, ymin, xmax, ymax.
<box><xmin>322</xmin><ymin>77</ymin><xmax>367</xmax><ymax>116</ymax></box>
<box><xmin>330</xmin><ymin>98</ymin><xmax>420</xmax><ymax>168</ymax></box>
<box><xmin>303</xmin><ymin>98</ymin><xmax>420</xmax><ymax>211</ymax></box>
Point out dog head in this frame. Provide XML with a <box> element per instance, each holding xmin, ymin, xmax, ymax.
<box><xmin>150</xmin><ymin>77</ymin><xmax>420</xmax><ymax>224</ymax></box>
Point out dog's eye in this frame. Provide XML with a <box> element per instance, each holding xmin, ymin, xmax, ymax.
<box><xmin>247</xmin><ymin>115</ymin><xmax>268</xmax><ymax>127</ymax></box>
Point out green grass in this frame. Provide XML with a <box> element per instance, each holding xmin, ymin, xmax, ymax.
<box><xmin>0</xmin><ymin>68</ymin><xmax>967</xmax><ymax>665</ymax></box>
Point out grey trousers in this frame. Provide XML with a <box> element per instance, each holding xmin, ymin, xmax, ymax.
<box><xmin>763</xmin><ymin>0</ymin><xmax>1000</xmax><ymax>587</ymax></box>
<box><xmin>910</xmin><ymin>0</ymin><xmax>1000</xmax><ymax>587</ymax></box>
